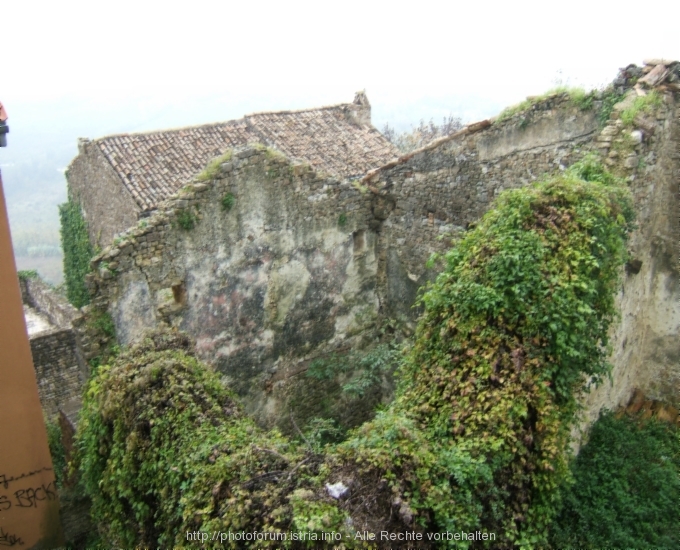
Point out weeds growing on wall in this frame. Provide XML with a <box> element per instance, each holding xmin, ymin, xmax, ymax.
<box><xmin>76</xmin><ymin>158</ymin><xmax>635</xmax><ymax>548</ymax></box>
<box><xmin>221</xmin><ymin>192</ymin><xmax>235</xmax><ymax>212</ymax></box>
<box><xmin>495</xmin><ymin>87</ymin><xmax>597</xmax><ymax>124</ymax></box>
<box><xmin>85</xmin><ymin>309</ymin><xmax>119</xmax><ymax>370</ymax></box>
<box><xmin>176</xmin><ymin>208</ymin><xmax>197</xmax><ymax>230</ymax></box>
<box><xmin>59</xmin><ymin>197</ymin><xmax>93</xmax><ymax>308</ymax></box>
<box><xmin>550</xmin><ymin>412</ymin><xmax>680</xmax><ymax>548</ymax></box>
<box><xmin>45</xmin><ymin>416</ymin><xmax>67</xmax><ymax>489</ymax></box>
<box><xmin>620</xmin><ymin>90</ymin><xmax>663</xmax><ymax>126</ymax></box>
<box><xmin>196</xmin><ymin>151</ymin><xmax>233</xmax><ymax>182</ymax></box>
<box><xmin>598</xmin><ymin>88</ymin><xmax>625</xmax><ymax>127</ymax></box>
<box><xmin>17</xmin><ymin>269</ymin><xmax>39</xmax><ymax>280</ymax></box>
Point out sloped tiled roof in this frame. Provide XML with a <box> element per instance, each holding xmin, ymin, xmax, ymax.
<box><xmin>93</xmin><ymin>95</ymin><xmax>398</xmax><ymax>211</ymax></box>
<box><xmin>246</xmin><ymin>107</ymin><xmax>396</xmax><ymax>181</ymax></box>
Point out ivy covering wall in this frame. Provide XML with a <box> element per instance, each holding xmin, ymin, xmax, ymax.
<box><xmin>59</xmin><ymin>197</ymin><xmax>93</xmax><ymax>308</ymax></box>
<box><xmin>75</xmin><ymin>159</ymin><xmax>657</xmax><ymax>549</ymax></box>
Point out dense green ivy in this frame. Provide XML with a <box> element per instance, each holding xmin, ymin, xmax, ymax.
<box><xmin>59</xmin><ymin>197</ymin><xmax>93</xmax><ymax>308</ymax></box>
<box><xmin>335</xmin><ymin>161</ymin><xmax>634</xmax><ymax>547</ymax></box>
<box><xmin>551</xmin><ymin>412</ymin><xmax>680</xmax><ymax>548</ymax></box>
<box><xmin>76</xmin><ymin>159</ymin><xmax>637</xmax><ymax>549</ymax></box>
<box><xmin>75</xmin><ymin>331</ymin><xmax>309</xmax><ymax>548</ymax></box>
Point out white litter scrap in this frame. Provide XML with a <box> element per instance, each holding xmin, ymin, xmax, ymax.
<box><xmin>325</xmin><ymin>481</ymin><xmax>349</xmax><ymax>499</ymax></box>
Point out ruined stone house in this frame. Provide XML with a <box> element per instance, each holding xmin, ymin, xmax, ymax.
<box><xmin>67</xmin><ymin>64</ymin><xmax>679</xmax><ymax>436</ymax></box>
<box><xmin>67</xmin><ymin>91</ymin><xmax>397</xmax><ymax>247</ymax></box>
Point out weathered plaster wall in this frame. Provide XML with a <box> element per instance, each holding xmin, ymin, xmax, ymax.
<box><xmin>66</xmin><ymin>139</ymin><xmax>141</xmax><ymax>247</ymax></box>
<box><xmin>578</xmin><ymin>93</ymin><xmax>680</xmax><ymax>433</ymax></box>
<box><xmin>86</xmin><ymin>146</ymin><xmax>380</xmax><ymax>426</ymax></box>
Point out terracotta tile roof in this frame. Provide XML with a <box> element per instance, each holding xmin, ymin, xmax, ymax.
<box><xmin>94</xmin><ymin>95</ymin><xmax>398</xmax><ymax>211</ymax></box>
<box><xmin>245</xmin><ymin>107</ymin><xmax>396</xmax><ymax>180</ymax></box>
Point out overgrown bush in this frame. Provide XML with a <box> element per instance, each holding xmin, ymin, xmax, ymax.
<box><xmin>75</xmin><ymin>331</ymin><xmax>309</xmax><ymax>548</ymax></box>
<box><xmin>333</xmin><ymin>160</ymin><xmax>634</xmax><ymax>547</ymax></box>
<box><xmin>59</xmin><ymin>197</ymin><xmax>93</xmax><ymax>308</ymax></box>
<box><xmin>550</xmin><ymin>412</ymin><xmax>680</xmax><ymax>548</ymax></box>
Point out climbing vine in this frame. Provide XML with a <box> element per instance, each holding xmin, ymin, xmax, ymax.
<box><xmin>59</xmin><ymin>197</ymin><xmax>93</xmax><ymax>308</ymax></box>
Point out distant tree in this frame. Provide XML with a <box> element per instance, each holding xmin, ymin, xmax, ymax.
<box><xmin>382</xmin><ymin>115</ymin><xmax>463</xmax><ymax>153</ymax></box>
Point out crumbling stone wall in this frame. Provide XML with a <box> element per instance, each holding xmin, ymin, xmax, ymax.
<box><xmin>86</xmin><ymin>63</ymin><xmax>679</xmax><ymax>436</ymax></box>
<box><xmin>20</xmin><ymin>278</ymin><xmax>86</xmax><ymax>422</ymax></box>
<box><xmin>67</xmin><ymin>139</ymin><xmax>141</xmax><ymax>247</ymax></box>
<box><xmin>363</xmin><ymin>95</ymin><xmax>600</xmax><ymax>320</ymax></box>
<box><xmin>361</xmin><ymin>71</ymin><xmax>679</xmax><ymax>428</ymax></box>
<box><xmin>86</xmin><ymin>146</ymin><xmax>380</xmax><ymax>426</ymax></box>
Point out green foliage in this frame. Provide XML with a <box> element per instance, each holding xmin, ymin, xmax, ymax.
<box><xmin>196</xmin><ymin>150</ymin><xmax>232</xmax><ymax>182</ymax></box>
<box><xmin>620</xmin><ymin>90</ymin><xmax>663</xmax><ymax>126</ymax></box>
<box><xmin>75</xmin><ymin>330</ymin><xmax>310</xmax><ymax>549</ymax></box>
<box><xmin>88</xmin><ymin>310</ymin><xmax>116</xmax><ymax>338</ymax></box>
<box><xmin>59</xmin><ymin>197</ymin><xmax>93</xmax><ymax>308</ymax></box>
<box><xmin>221</xmin><ymin>192</ymin><xmax>235</xmax><ymax>211</ymax></box>
<box><xmin>336</xmin><ymin>162</ymin><xmax>634</xmax><ymax>547</ymax></box>
<box><xmin>307</xmin><ymin>343</ymin><xmax>401</xmax><ymax>398</ymax></box>
<box><xmin>85</xmin><ymin>310</ymin><xmax>119</xmax><ymax>370</ymax></box>
<box><xmin>566</xmin><ymin>153</ymin><xmax>624</xmax><ymax>187</ymax></box>
<box><xmin>338</xmin><ymin>213</ymin><xmax>347</xmax><ymax>227</ymax></box>
<box><xmin>497</xmin><ymin>87</ymin><xmax>598</xmax><ymax>125</ymax></box>
<box><xmin>45</xmin><ymin>416</ymin><xmax>66</xmax><ymax>489</ymax></box>
<box><xmin>302</xmin><ymin>418</ymin><xmax>344</xmax><ymax>453</ymax></box>
<box><xmin>550</xmin><ymin>412</ymin><xmax>680</xmax><ymax>548</ymax></box>
<box><xmin>598</xmin><ymin>88</ymin><xmax>625</xmax><ymax>127</ymax></box>
<box><xmin>176</xmin><ymin>208</ymin><xmax>197</xmax><ymax>230</ymax></box>
<box><xmin>17</xmin><ymin>269</ymin><xmax>39</xmax><ymax>280</ymax></box>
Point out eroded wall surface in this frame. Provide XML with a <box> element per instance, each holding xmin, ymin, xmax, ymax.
<box><xmin>579</xmin><ymin>93</ymin><xmax>680</xmax><ymax>433</ymax></box>
<box><xmin>87</xmin><ymin>147</ymin><xmax>380</xmax><ymax>426</ymax></box>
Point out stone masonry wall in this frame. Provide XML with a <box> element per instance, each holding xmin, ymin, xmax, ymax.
<box><xmin>362</xmin><ymin>76</ymin><xmax>679</xmax><ymax>434</ymax></box>
<box><xmin>364</xmin><ymin>95</ymin><xmax>600</xmax><ymax>320</ymax></box>
<box><xmin>87</xmin><ymin>145</ymin><xmax>380</xmax><ymax>427</ymax></box>
<box><xmin>30</xmin><ymin>328</ymin><xmax>82</xmax><ymax>419</ymax></box>
<box><xmin>67</xmin><ymin>139</ymin><xmax>141</xmax><ymax>248</ymax></box>
<box><xmin>20</xmin><ymin>278</ymin><xmax>86</xmax><ymax>422</ymax></box>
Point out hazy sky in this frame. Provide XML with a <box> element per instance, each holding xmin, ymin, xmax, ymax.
<box><xmin>2</xmin><ymin>0</ymin><xmax>678</xmax><ymax>284</ymax></box>
<box><xmin>4</xmin><ymin>0</ymin><xmax>679</xmax><ymax>131</ymax></box>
